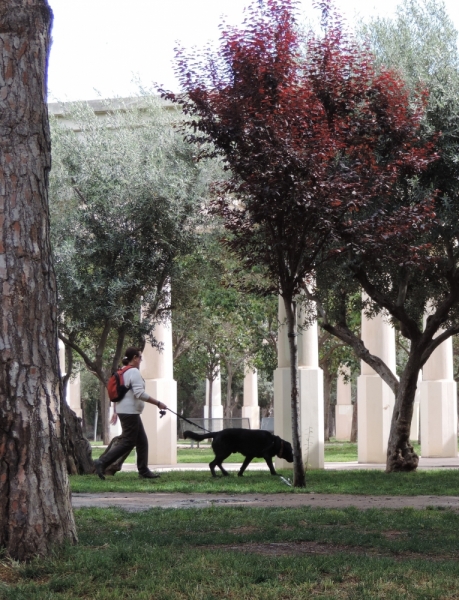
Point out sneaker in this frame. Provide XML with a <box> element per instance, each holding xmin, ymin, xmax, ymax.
<box><xmin>94</xmin><ymin>459</ymin><xmax>106</xmax><ymax>480</ymax></box>
<box><xmin>139</xmin><ymin>471</ymin><xmax>161</xmax><ymax>479</ymax></box>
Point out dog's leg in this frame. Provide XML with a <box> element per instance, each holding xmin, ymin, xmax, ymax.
<box><xmin>209</xmin><ymin>459</ymin><xmax>218</xmax><ymax>477</ymax></box>
<box><xmin>238</xmin><ymin>456</ymin><xmax>253</xmax><ymax>476</ymax></box>
<box><xmin>215</xmin><ymin>454</ymin><xmax>231</xmax><ymax>476</ymax></box>
<box><xmin>264</xmin><ymin>456</ymin><xmax>277</xmax><ymax>475</ymax></box>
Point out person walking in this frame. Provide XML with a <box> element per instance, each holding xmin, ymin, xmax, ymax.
<box><xmin>94</xmin><ymin>346</ymin><xmax>168</xmax><ymax>480</ymax></box>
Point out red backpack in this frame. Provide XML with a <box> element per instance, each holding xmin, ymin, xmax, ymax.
<box><xmin>107</xmin><ymin>366</ymin><xmax>135</xmax><ymax>402</ymax></box>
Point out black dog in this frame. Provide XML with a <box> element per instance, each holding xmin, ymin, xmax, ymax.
<box><xmin>183</xmin><ymin>428</ymin><xmax>293</xmax><ymax>477</ymax></box>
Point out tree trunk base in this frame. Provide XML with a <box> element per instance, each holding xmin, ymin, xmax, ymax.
<box><xmin>386</xmin><ymin>443</ymin><xmax>419</xmax><ymax>472</ymax></box>
<box><xmin>99</xmin><ymin>436</ymin><xmax>132</xmax><ymax>475</ymax></box>
<box><xmin>63</xmin><ymin>403</ymin><xmax>94</xmax><ymax>475</ymax></box>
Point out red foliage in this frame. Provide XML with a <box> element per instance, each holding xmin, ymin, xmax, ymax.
<box><xmin>162</xmin><ymin>0</ymin><xmax>438</xmax><ymax>292</ymax></box>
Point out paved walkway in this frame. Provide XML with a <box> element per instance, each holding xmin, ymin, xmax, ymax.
<box><xmin>72</xmin><ymin>456</ymin><xmax>459</xmax><ymax>512</ymax></box>
<box><xmin>71</xmin><ymin>492</ymin><xmax>459</xmax><ymax>512</ymax></box>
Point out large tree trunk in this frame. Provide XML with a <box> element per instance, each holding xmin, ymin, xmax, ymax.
<box><xmin>283</xmin><ymin>297</ymin><xmax>306</xmax><ymax>487</ymax></box>
<box><xmin>350</xmin><ymin>400</ymin><xmax>357</xmax><ymax>443</ymax></box>
<box><xmin>386</xmin><ymin>352</ymin><xmax>420</xmax><ymax>472</ymax></box>
<box><xmin>0</xmin><ymin>0</ymin><xmax>77</xmax><ymax>560</ymax></box>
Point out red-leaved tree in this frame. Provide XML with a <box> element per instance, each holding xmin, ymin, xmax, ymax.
<box><xmin>162</xmin><ymin>0</ymin><xmax>437</xmax><ymax>486</ymax></box>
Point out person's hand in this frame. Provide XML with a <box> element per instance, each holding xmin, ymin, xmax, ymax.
<box><xmin>110</xmin><ymin>412</ymin><xmax>118</xmax><ymax>426</ymax></box>
<box><xmin>158</xmin><ymin>401</ymin><xmax>167</xmax><ymax>411</ymax></box>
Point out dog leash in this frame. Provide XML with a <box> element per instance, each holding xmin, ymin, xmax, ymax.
<box><xmin>159</xmin><ymin>407</ymin><xmax>212</xmax><ymax>434</ymax></box>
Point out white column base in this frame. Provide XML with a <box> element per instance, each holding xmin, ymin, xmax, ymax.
<box><xmin>143</xmin><ymin>378</ymin><xmax>177</xmax><ymax>465</ymax></box>
<box><xmin>274</xmin><ymin>367</ymin><xmax>292</xmax><ymax>470</ymax></box>
<box><xmin>273</xmin><ymin>366</ymin><xmax>325</xmax><ymax>470</ymax></box>
<box><xmin>410</xmin><ymin>398</ymin><xmax>420</xmax><ymax>442</ymax></box>
<box><xmin>357</xmin><ymin>374</ymin><xmax>394</xmax><ymax>463</ymax></box>
<box><xmin>67</xmin><ymin>373</ymin><xmax>82</xmax><ymax>419</ymax></box>
<box><xmin>299</xmin><ymin>367</ymin><xmax>324</xmax><ymax>469</ymax></box>
<box><xmin>242</xmin><ymin>405</ymin><xmax>260</xmax><ymax>430</ymax></box>
<box><xmin>335</xmin><ymin>405</ymin><xmax>353</xmax><ymax>441</ymax></box>
<box><xmin>420</xmin><ymin>380</ymin><xmax>458</xmax><ymax>458</ymax></box>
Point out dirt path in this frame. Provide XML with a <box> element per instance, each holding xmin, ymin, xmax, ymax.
<box><xmin>72</xmin><ymin>492</ymin><xmax>459</xmax><ymax>512</ymax></box>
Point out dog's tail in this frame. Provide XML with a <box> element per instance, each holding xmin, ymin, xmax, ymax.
<box><xmin>183</xmin><ymin>430</ymin><xmax>216</xmax><ymax>442</ymax></box>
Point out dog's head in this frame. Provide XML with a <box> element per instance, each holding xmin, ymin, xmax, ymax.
<box><xmin>276</xmin><ymin>437</ymin><xmax>293</xmax><ymax>463</ymax></box>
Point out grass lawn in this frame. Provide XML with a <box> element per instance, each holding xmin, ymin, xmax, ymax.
<box><xmin>3</xmin><ymin>506</ymin><xmax>459</xmax><ymax>598</ymax></box>
<box><xmin>69</xmin><ymin>468</ymin><xmax>459</xmax><ymax>495</ymax></box>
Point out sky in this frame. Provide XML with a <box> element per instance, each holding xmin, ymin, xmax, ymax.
<box><xmin>47</xmin><ymin>0</ymin><xmax>459</xmax><ymax>102</ymax></box>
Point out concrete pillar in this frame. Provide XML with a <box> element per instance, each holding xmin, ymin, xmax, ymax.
<box><xmin>242</xmin><ymin>366</ymin><xmax>260</xmax><ymax>429</ymax></box>
<box><xmin>68</xmin><ymin>372</ymin><xmax>82</xmax><ymax>419</ymax></box>
<box><xmin>357</xmin><ymin>296</ymin><xmax>396</xmax><ymax>463</ymax></box>
<box><xmin>274</xmin><ymin>296</ymin><xmax>324</xmax><ymax>469</ymax></box>
<box><xmin>140</xmin><ymin>318</ymin><xmax>178</xmax><ymax>465</ymax></box>
<box><xmin>59</xmin><ymin>339</ymin><xmax>83</xmax><ymax>419</ymax></box>
<box><xmin>420</xmin><ymin>324</ymin><xmax>457</xmax><ymax>458</ymax></box>
<box><xmin>203</xmin><ymin>368</ymin><xmax>224</xmax><ymax>430</ymax></box>
<box><xmin>58</xmin><ymin>339</ymin><xmax>66</xmax><ymax>377</ymax></box>
<box><xmin>298</xmin><ymin>306</ymin><xmax>324</xmax><ymax>469</ymax></box>
<box><xmin>335</xmin><ymin>366</ymin><xmax>353</xmax><ymax>441</ymax></box>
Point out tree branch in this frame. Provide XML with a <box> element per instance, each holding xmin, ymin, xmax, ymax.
<box><xmin>58</xmin><ymin>332</ymin><xmax>106</xmax><ymax>385</ymax></box>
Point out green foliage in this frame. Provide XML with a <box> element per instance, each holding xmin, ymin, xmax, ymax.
<box><xmin>172</xmin><ymin>231</ymin><xmax>277</xmax><ymax>416</ymax></box>
<box><xmin>50</xmin><ymin>96</ymin><xmax>214</xmax><ymax>381</ymax></box>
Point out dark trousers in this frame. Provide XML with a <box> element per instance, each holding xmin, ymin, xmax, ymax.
<box><xmin>99</xmin><ymin>414</ymin><xmax>149</xmax><ymax>475</ymax></box>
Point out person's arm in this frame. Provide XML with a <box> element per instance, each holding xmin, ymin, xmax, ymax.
<box><xmin>144</xmin><ymin>397</ymin><xmax>167</xmax><ymax>410</ymax></box>
<box><xmin>130</xmin><ymin>369</ymin><xmax>167</xmax><ymax>410</ymax></box>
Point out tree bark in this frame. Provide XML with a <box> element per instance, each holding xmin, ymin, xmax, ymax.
<box><xmin>386</xmin><ymin>351</ymin><xmax>420</xmax><ymax>472</ymax></box>
<box><xmin>283</xmin><ymin>297</ymin><xmax>306</xmax><ymax>487</ymax></box>
<box><xmin>208</xmin><ymin>377</ymin><xmax>213</xmax><ymax>423</ymax></box>
<box><xmin>0</xmin><ymin>0</ymin><xmax>77</xmax><ymax>560</ymax></box>
<box><xmin>61</xmin><ymin>339</ymin><xmax>93</xmax><ymax>473</ymax></box>
<box><xmin>322</xmin><ymin>362</ymin><xmax>332</xmax><ymax>442</ymax></box>
<box><xmin>350</xmin><ymin>400</ymin><xmax>357</xmax><ymax>443</ymax></box>
<box><xmin>61</xmin><ymin>401</ymin><xmax>94</xmax><ymax>475</ymax></box>
<box><xmin>225</xmin><ymin>362</ymin><xmax>233</xmax><ymax>419</ymax></box>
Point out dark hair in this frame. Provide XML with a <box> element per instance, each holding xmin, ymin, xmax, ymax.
<box><xmin>122</xmin><ymin>347</ymin><xmax>142</xmax><ymax>366</ymax></box>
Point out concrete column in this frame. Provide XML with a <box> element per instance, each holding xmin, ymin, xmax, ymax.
<box><xmin>298</xmin><ymin>306</ymin><xmax>324</xmax><ymax>469</ymax></box>
<box><xmin>335</xmin><ymin>366</ymin><xmax>353</xmax><ymax>441</ymax></box>
<box><xmin>357</xmin><ymin>296</ymin><xmax>396</xmax><ymax>463</ymax></box>
<box><xmin>242</xmin><ymin>366</ymin><xmax>260</xmax><ymax>429</ymax></box>
<box><xmin>274</xmin><ymin>296</ymin><xmax>324</xmax><ymax>469</ymax></box>
<box><xmin>140</xmin><ymin>318</ymin><xmax>178</xmax><ymax>465</ymax></box>
<box><xmin>58</xmin><ymin>339</ymin><xmax>66</xmax><ymax>377</ymax></box>
<box><xmin>203</xmin><ymin>368</ymin><xmax>224</xmax><ymax>430</ymax></box>
<box><xmin>420</xmin><ymin>324</ymin><xmax>457</xmax><ymax>458</ymax></box>
<box><xmin>68</xmin><ymin>372</ymin><xmax>82</xmax><ymax>419</ymax></box>
<box><xmin>59</xmin><ymin>339</ymin><xmax>83</xmax><ymax>419</ymax></box>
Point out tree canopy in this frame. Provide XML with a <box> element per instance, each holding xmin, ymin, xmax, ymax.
<box><xmin>50</xmin><ymin>96</ymin><xmax>216</xmax><ymax>441</ymax></box>
<box><xmin>164</xmin><ymin>0</ymin><xmax>437</xmax><ymax>484</ymax></box>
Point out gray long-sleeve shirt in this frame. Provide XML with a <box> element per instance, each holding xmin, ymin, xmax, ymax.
<box><xmin>115</xmin><ymin>367</ymin><xmax>149</xmax><ymax>414</ymax></box>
